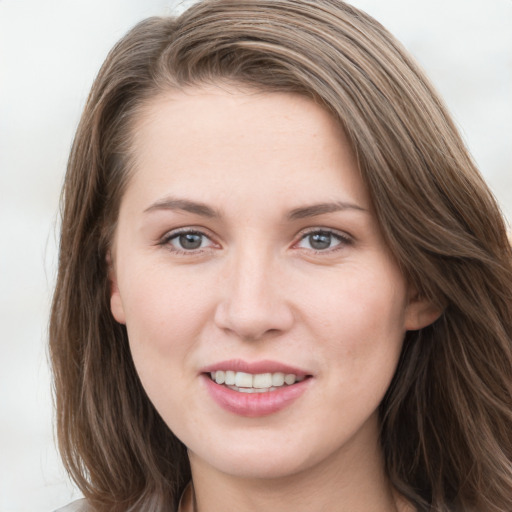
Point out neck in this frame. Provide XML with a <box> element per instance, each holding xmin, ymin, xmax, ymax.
<box><xmin>187</xmin><ymin>417</ymin><xmax>409</xmax><ymax>512</ymax></box>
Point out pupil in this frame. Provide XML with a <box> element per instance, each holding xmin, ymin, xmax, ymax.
<box><xmin>179</xmin><ymin>233</ymin><xmax>202</xmax><ymax>249</ymax></box>
<box><xmin>310</xmin><ymin>232</ymin><xmax>331</xmax><ymax>250</ymax></box>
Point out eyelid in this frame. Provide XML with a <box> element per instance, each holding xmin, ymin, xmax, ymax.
<box><xmin>157</xmin><ymin>225</ymin><xmax>353</xmax><ymax>254</ymax></box>
<box><xmin>292</xmin><ymin>227</ymin><xmax>354</xmax><ymax>252</ymax></box>
<box><xmin>158</xmin><ymin>226</ymin><xmax>220</xmax><ymax>253</ymax></box>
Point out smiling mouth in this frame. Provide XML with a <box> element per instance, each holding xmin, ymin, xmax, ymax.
<box><xmin>208</xmin><ymin>370</ymin><xmax>309</xmax><ymax>393</ymax></box>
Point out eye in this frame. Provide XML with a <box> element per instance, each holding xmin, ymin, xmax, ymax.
<box><xmin>295</xmin><ymin>230</ymin><xmax>351</xmax><ymax>252</ymax></box>
<box><xmin>162</xmin><ymin>230</ymin><xmax>216</xmax><ymax>253</ymax></box>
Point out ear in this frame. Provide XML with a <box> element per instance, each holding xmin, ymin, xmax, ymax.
<box><xmin>107</xmin><ymin>251</ymin><xmax>126</xmax><ymax>325</ymax></box>
<box><xmin>404</xmin><ymin>288</ymin><xmax>442</xmax><ymax>331</ymax></box>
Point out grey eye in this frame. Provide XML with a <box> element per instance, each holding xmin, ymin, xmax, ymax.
<box><xmin>296</xmin><ymin>230</ymin><xmax>347</xmax><ymax>251</ymax></box>
<box><xmin>177</xmin><ymin>232</ymin><xmax>204</xmax><ymax>250</ymax></box>
<box><xmin>165</xmin><ymin>231</ymin><xmax>212</xmax><ymax>251</ymax></box>
<box><xmin>308</xmin><ymin>232</ymin><xmax>332</xmax><ymax>250</ymax></box>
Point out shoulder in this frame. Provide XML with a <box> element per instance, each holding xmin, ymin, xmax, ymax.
<box><xmin>53</xmin><ymin>499</ymin><xmax>89</xmax><ymax>512</ymax></box>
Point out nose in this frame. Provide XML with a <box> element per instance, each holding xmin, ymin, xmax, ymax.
<box><xmin>214</xmin><ymin>249</ymin><xmax>295</xmax><ymax>341</ymax></box>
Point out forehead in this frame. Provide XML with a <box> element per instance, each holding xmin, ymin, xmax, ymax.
<box><xmin>135</xmin><ymin>84</ymin><xmax>346</xmax><ymax>148</ymax></box>
<box><xmin>125</xmin><ymin>84</ymin><xmax>369</xmax><ymax>212</ymax></box>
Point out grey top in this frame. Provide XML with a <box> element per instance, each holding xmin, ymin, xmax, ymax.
<box><xmin>53</xmin><ymin>499</ymin><xmax>88</xmax><ymax>512</ymax></box>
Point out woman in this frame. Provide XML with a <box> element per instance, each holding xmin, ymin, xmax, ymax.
<box><xmin>50</xmin><ymin>0</ymin><xmax>512</xmax><ymax>511</ymax></box>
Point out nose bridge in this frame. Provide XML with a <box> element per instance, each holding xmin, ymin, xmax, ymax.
<box><xmin>234</xmin><ymin>240</ymin><xmax>271</xmax><ymax>295</ymax></box>
<box><xmin>215</xmin><ymin>239</ymin><xmax>293</xmax><ymax>339</ymax></box>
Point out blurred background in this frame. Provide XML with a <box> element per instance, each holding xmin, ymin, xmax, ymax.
<box><xmin>0</xmin><ymin>0</ymin><xmax>510</xmax><ymax>510</ymax></box>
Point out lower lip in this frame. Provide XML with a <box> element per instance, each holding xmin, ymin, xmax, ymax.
<box><xmin>202</xmin><ymin>375</ymin><xmax>312</xmax><ymax>417</ymax></box>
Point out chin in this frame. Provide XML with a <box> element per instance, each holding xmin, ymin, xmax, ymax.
<box><xmin>212</xmin><ymin>456</ymin><xmax>312</xmax><ymax>480</ymax></box>
<box><xmin>190</xmin><ymin>436</ymin><xmax>323</xmax><ymax>481</ymax></box>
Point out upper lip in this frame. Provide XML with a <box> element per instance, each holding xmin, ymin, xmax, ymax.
<box><xmin>200</xmin><ymin>359</ymin><xmax>311</xmax><ymax>377</ymax></box>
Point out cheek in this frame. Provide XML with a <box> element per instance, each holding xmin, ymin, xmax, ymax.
<box><xmin>302</xmin><ymin>264</ymin><xmax>408</xmax><ymax>392</ymax></box>
<box><xmin>122</xmin><ymin>264</ymin><xmax>208</xmax><ymax>338</ymax></box>
<box><xmin>304</xmin><ymin>265</ymin><xmax>407</xmax><ymax>341</ymax></box>
<box><xmin>118</xmin><ymin>264</ymin><xmax>214</xmax><ymax>390</ymax></box>
<box><xmin>122</xmin><ymin>276</ymin><xmax>211</xmax><ymax>422</ymax></box>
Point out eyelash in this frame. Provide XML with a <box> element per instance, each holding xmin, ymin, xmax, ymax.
<box><xmin>294</xmin><ymin>228</ymin><xmax>353</xmax><ymax>253</ymax></box>
<box><xmin>159</xmin><ymin>227</ymin><xmax>353</xmax><ymax>255</ymax></box>
<box><xmin>159</xmin><ymin>228</ymin><xmax>218</xmax><ymax>255</ymax></box>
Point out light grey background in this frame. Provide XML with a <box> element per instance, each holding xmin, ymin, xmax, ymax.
<box><xmin>0</xmin><ymin>1</ymin><xmax>510</xmax><ymax>510</ymax></box>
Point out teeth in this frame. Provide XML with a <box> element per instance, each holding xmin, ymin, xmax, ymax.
<box><xmin>235</xmin><ymin>372</ymin><xmax>253</xmax><ymax>388</ymax></box>
<box><xmin>253</xmin><ymin>373</ymin><xmax>272</xmax><ymax>388</ymax></box>
<box><xmin>284</xmin><ymin>374</ymin><xmax>296</xmax><ymax>385</ymax></box>
<box><xmin>212</xmin><ymin>370</ymin><xmax>305</xmax><ymax>390</ymax></box>
<box><xmin>225</xmin><ymin>370</ymin><xmax>236</xmax><ymax>385</ymax></box>
<box><xmin>237</xmin><ymin>386</ymin><xmax>276</xmax><ymax>393</ymax></box>
<box><xmin>272</xmin><ymin>372</ymin><xmax>285</xmax><ymax>386</ymax></box>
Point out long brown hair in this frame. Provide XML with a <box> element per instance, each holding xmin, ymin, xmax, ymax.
<box><xmin>50</xmin><ymin>1</ymin><xmax>512</xmax><ymax>510</ymax></box>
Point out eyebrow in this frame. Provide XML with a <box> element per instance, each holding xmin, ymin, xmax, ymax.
<box><xmin>144</xmin><ymin>197</ymin><xmax>366</xmax><ymax>220</ymax></box>
<box><xmin>287</xmin><ymin>201</ymin><xmax>367</xmax><ymax>220</ymax></box>
<box><xmin>144</xmin><ymin>197</ymin><xmax>220</xmax><ymax>217</ymax></box>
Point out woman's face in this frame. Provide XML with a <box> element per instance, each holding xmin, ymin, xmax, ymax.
<box><xmin>110</xmin><ymin>85</ymin><xmax>434</xmax><ymax>480</ymax></box>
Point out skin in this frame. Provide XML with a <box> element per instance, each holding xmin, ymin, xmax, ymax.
<box><xmin>109</xmin><ymin>84</ymin><xmax>437</xmax><ymax>511</ymax></box>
